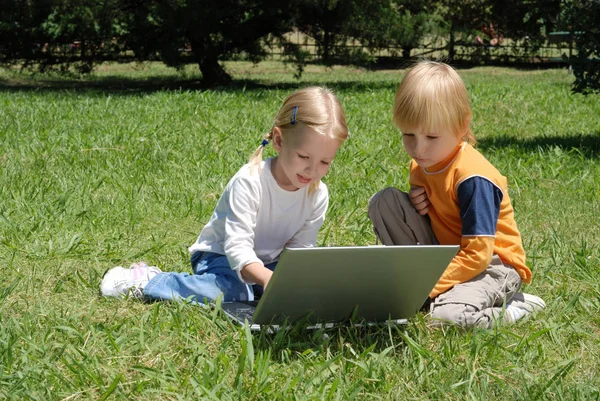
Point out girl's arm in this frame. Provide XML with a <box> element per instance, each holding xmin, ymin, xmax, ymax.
<box><xmin>241</xmin><ymin>262</ymin><xmax>273</xmax><ymax>288</ymax></box>
<box><xmin>223</xmin><ymin>176</ymin><xmax>265</xmax><ymax>284</ymax></box>
<box><xmin>285</xmin><ymin>185</ymin><xmax>329</xmax><ymax>248</ymax></box>
<box><xmin>430</xmin><ymin>176</ymin><xmax>503</xmax><ymax>298</ymax></box>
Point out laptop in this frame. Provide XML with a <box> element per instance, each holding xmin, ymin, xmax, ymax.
<box><xmin>219</xmin><ymin>245</ymin><xmax>458</xmax><ymax>331</ymax></box>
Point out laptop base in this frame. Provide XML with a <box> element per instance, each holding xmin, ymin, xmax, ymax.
<box><xmin>219</xmin><ymin>301</ymin><xmax>408</xmax><ymax>332</ymax></box>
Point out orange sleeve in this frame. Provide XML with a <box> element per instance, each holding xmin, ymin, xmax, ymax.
<box><xmin>429</xmin><ymin>236</ymin><xmax>495</xmax><ymax>298</ymax></box>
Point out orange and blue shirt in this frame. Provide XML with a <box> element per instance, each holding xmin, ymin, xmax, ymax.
<box><xmin>410</xmin><ymin>142</ymin><xmax>532</xmax><ymax>298</ymax></box>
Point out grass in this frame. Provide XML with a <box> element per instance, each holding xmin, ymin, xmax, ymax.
<box><xmin>1</xmin><ymin>61</ymin><xmax>599</xmax><ymax>400</ymax></box>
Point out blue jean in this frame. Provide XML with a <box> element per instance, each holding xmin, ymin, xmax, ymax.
<box><xmin>143</xmin><ymin>252</ymin><xmax>277</xmax><ymax>303</ymax></box>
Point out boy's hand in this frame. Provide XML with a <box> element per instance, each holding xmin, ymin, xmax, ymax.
<box><xmin>241</xmin><ymin>262</ymin><xmax>273</xmax><ymax>289</ymax></box>
<box><xmin>409</xmin><ymin>186</ymin><xmax>430</xmax><ymax>215</ymax></box>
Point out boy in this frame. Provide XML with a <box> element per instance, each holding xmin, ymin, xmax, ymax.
<box><xmin>368</xmin><ymin>61</ymin><xmax>545</xmax><ymax>328</ymax></box>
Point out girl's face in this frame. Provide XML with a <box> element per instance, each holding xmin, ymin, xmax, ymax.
<box><xmin>271</xmin><ymin>125</ymin><xmax>341</xmax><ymax>191</ymax></box>
<box><xmin>401</xmin><ymin>126</ymin><xmax>462</xmax><ymax>169</ymax></box>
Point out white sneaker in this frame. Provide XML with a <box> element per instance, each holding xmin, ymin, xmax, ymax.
<box><xmin>504</xmin><ymin>292</ymin><xmax>546</xmax><ymax>323</ymax></box>
<box><xmin>504</xmin><ymin>304</ymin><xmax>527</xmax><ymax>322</ymax></box>
<box><xmin>510</xmin><ymin>292</ymin><xmax>546</xmax><ymax>312</ymax></box>
<box><xmin>100</xmin><ymin>262</ymin><xmax>162</xmax><ymax>299</ymax></box>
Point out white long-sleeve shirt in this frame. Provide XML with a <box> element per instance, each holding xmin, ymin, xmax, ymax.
<box><xmin>188</xmin><ymin>158</ymin><xmax>329</xmax><ymax>284</ymax></box>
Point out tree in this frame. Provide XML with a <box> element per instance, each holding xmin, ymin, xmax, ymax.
<box><xmin>0</xmin><ymin>0</ymin><xmax>124</xmax><ymax>73</ymax></box>
<box><xmin>0</xmin><ymin>0</ymin><xmax>303</xmax><ymax>84</ymax></box>
<box><xmin>342</xmin><ymin>0</ymin><xmax>436</xmax><ymax>60</ymax></box>
<box><xmin>431</xmin><ymin>0</ymin><xmax>491</xmax><ymax>61</ymax></box>
<box><xmin>389</xmin><ymin>1</ymin><xmax>441</xmax><ymax>59</ymax></box>
<box><xmin>559</xmin><ymin>0</ymin><xmax>600</xmax><ymax>94</ymax></box>
<box><xmin>295</xmin><ymin>0</ymin><xmax>364</xmax><ymax>65</ymax></box>
<box><xmin>431</xmin><ymin>0</ymin><xmax>565</xmax><ymax>63</ymax></box>
<box><xmin>120</xmin><ymin>0</ymin><xmax>302</xmax><ymax>85</ymax></box>
<box><xmin>295</xmin><ymin>0</ymin><xmax>440</xmax><ymax>65</ymax></box>
<box><xmin>488</xmin><ymin>0</ymin><xmax>561</xmax><ymax>44</ymax></box>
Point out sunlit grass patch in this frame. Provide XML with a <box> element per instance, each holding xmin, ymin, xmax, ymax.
<box><xmin>1</xmin><ymin>62</ymin><xmax>599</xmax><ymax>400</ymax></box>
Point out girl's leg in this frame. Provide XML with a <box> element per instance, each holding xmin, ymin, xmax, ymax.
<box><xmin>430</xmin><ymin>256</ymin><xmax>523</xmax><ymax>328</ymax></box>
<box><xmin>100</xmin><ymin>262</ymin><xmax>162</xmax><ymax>299</ymax></box>
<box><xmin>368</xmin><ymin>187</ymin><xmax>438</xmax><ymax>245</ymax></box>
<box><xmin>143</xmin><ymin>252</ymin><xmax>252</xmax><ymax>303</ymax></box>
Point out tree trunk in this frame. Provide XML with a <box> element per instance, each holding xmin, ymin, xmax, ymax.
<box><xmin>192</xmin><ymin>36</ymin><xmax>232</xmax><ymax>86</ymax></box>
<box><xmin>198</xmin><ymin>55</ymin><xmax>231</xmax><ymax>86</ymax></box>
<box><xmin>448</xmin><ymin>20</ymin><xmax>455</xmax><ymax>62</ymax></box>
<box><xmin>402</xmin><ymin>47</ymin><xmax>411</xmax><ymax>59</ymax></box>
<box><xmin>322</xmin><ymin>29</ymin><xmax>331</xmax><ymax>64</ymax></box>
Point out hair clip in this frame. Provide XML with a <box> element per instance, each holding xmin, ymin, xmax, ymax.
<box><xmin>290</xmin><ymin>106</ymin><xmax>298</xmax><ymax>125</ymax></box>
<box><xmin>261</xmin><ymin>139</ymin><xmax>269</xmax><ymax>147</ymax></box>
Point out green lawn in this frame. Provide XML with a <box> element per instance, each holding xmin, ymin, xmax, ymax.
<box><xmin>1</xmin><ymin>61</ymin><xmax>599</xmax><ymax>400</ymax></box>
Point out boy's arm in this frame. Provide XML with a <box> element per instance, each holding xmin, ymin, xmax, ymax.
<box><xmin>430</xmin><ymin>176</ymin><xmax>503</xmax><ymax>298</ymax></box>
<box><xmin>408</xmin><ymin>160</ymin><xmax>429</xmax><ymax>215</ymax></box>
<box><xmin>430</xmin><ymin>237</ymin><xmax>495</xmax><ymax>298</ymax></box>
<box><xmin>409</xmin><ymin>186</ymin><xmax>430</xmax><ymax>215</ymax></box>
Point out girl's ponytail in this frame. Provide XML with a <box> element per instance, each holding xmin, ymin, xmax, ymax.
<box><xmin>249</xmin><ymin>132</ymin><xmax>273</xmax><ymax>174</ymax></box>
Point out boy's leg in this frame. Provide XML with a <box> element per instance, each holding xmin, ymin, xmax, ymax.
<box><xmin>143</xmin><ymin>252</ymin><xmax>252</xmax><ymax>303</ymax></box>
<box><xmin>368</xmin><ymin>187</ymin><xmax>438</xmax><ymax>245</ymax></box>
<box><xmin>429</xmin><ymin>255</ymin><xmax>523</xmax><ymax>328</ymax></box>
<box><xmin>505</xmin><ymin>292</ymin><xmax>546</xmax><ymax>319</ymax></box>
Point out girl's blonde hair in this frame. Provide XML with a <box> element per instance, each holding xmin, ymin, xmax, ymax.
<box><xmin>249</xmin><ymin>86</ymin><xmax>349</xmax><ymax>193</ymax></box>
<box><xmin>393</xmin><ymin>60</ymin><xmax>476</xmax><ymax>145</ymax></box>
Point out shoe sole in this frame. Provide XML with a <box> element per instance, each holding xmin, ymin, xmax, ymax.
<box><xmin>98</xmin><ymin>266</ymin><xmax>112</xmax><ymax>297</ymax></box>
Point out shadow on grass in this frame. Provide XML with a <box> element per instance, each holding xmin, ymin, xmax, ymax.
<box><xmin>478</xmin><ymin>132</ymin><xmax>600</xmax><ymax>159</ymax></box>
<box><xmin>0</xmin><ymin>75</ymin><xmax>397</xmax><ymax>96</ymax></box>
<box><xmin>253</xmin><ymin>323</ymin><xmax>408</xmax><ymax>359</ymax></box>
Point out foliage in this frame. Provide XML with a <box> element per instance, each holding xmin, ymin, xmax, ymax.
<box><xmin>295</xmin><ymin>0</ymin><xmax>441</xmax><ymax>64</ymax></box>
<box><xmin>559</xmin><ymin>0</ymin><xmax>600</xmax><ymax>94</ymax></box>
<box><xmin>0</xmin><ymin>0</ymin><xmax>125</xmax><ymax>73</ymax></box>
<box><xmin>356</xmin><ymin>0</ymin><xmax>442</xmax><ymax>59</ymax></box>
<box><xmin>432</xmin><ymin>0</ymin><xmax>563</xmax><ymax>61</ymax></box>
<box><xmin>431</xmin><ymin>0</ymin><xmax>492</xmax><ymax>60</ymax></box>
<box><xmin>295</xmin><ymin>0</ymin><xmax>354</xmax><ymax>65</ymax></box>
<box><xmin>294</xmin><ymin>0</ymin><xmax>384</xmax><ymax>66</ymax></box>
<box><xmin>391</xmin><ymin>5</ymin><xmax>442</xmax><ymax>58</ymax></box>
<box><xmin>488</xmin><ymin>0</ymin><xmax>562</xmax><ymax>43</ymax></box>
<box><xmin>0</xmin><ymin>0</ymin><xmax>442</xmax><ymax>79</ymax></box>
<box><xmin>118</xmin><ymin>0</ymin><xmax>301</xmax><ymax>85</ymax></box>
<box><xmin>0</xmin><ymin>0</ymin><xmax>598</xmax><ymax>88</ymax></box>
<box><xmin>0</xmin><ymin>0</ymin><xmax>303</xmax><ymax>83</ymax></box>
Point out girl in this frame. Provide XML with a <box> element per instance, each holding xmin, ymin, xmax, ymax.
<box><xmin>368</xmin><ymin>61</ymin><xmax>545</xmax><ymax>328</ymax></box>
<box><xmin>101</xmin><ymin>86</ymin><xmax>349</xmax><ymax>303</ymax></box>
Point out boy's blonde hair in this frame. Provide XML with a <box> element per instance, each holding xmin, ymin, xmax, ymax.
<box><xmin>393</xmin><ymin>61</ymin><xmax>476</xmax><ymax>145</ymax></box>
<box><xmin>249</xmin><ymin>86</ymin><xmax>349</xmax><ymax>193</ymax></box>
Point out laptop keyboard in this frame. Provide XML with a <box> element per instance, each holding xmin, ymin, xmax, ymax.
<box><xmin>221</xmin><ymin>302</ymin><xmax>258</xmax><ymax>324</ymax></box>
<box><xmin>233</xmin><ymin>307</ymin><xmax>255</xmax><ymax>322</ymax></box>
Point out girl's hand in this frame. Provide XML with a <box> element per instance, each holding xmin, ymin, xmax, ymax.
<box><xmin>241</xmin><ymin>262</ymin><xmax>273</xmax><ymax>289</ymax></box>
<box><xmin>409</xmin><ymin>186</ymin><xmax>430</xmax><ymax>215</ymax></box>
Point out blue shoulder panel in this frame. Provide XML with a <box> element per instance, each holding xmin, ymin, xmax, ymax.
<box><xmin>457</xmin><ymin>176</ymin><xmax>503</xmax><ymax>236</ymax></box>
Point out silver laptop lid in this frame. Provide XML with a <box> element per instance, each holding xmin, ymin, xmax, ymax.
<box><xmin>252</xmin><ymin>245</ymin><xmax>458</xmax><ymax>324</ymax></box>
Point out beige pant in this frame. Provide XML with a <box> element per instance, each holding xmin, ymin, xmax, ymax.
<box><xmin>368</xmin><ymin>187</ymin><xmax>522</xmax><ymax>328</ymax></box>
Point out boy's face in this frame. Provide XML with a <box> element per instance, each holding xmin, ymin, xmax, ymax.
<box><xmin>401</xmin><ymin>127</ymin><xmax>462</xmax><ymax>169</ymax></box>
<box><xmin>271</xmin><ymin>125</ymin><xmax>340</xmax><ymax>191</ymax></box>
